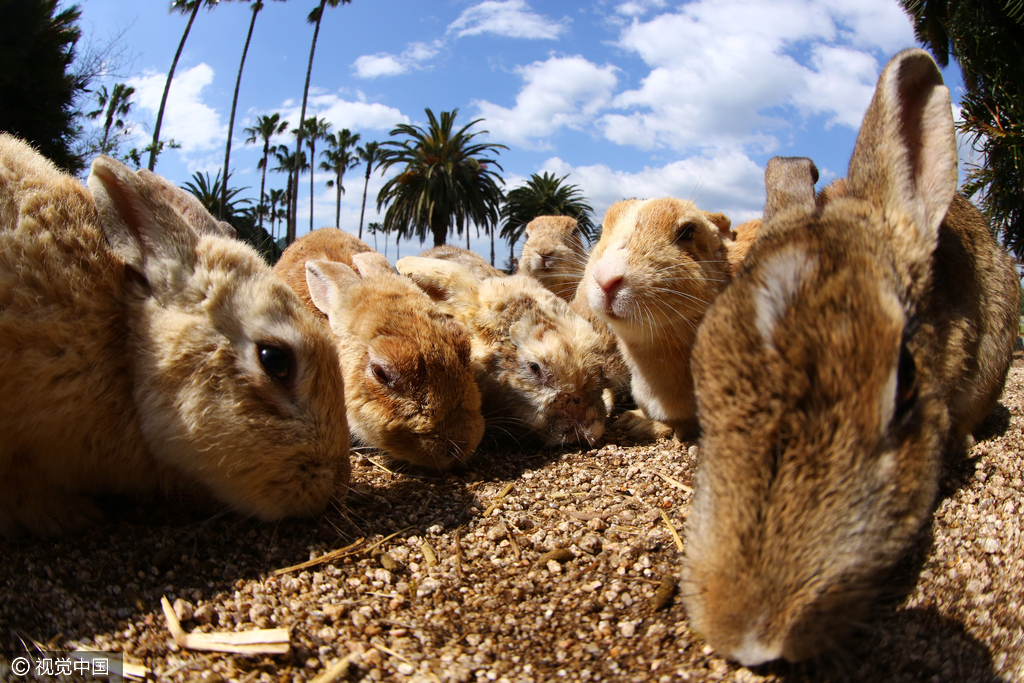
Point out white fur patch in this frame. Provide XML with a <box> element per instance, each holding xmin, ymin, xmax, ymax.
<box><xmin>876</xmin><ymin>288</ymin><xmax>905</xmax><ymax>432</ymax></box>
<box><xmin>752</xmin><ymin>248</ymin><xmax>817</xmax><ymax>351</ymax></box>
<box><xmin>731</xmin><ymin>619</ymin><xmax>781</xmax><ymax>667</ymax></box>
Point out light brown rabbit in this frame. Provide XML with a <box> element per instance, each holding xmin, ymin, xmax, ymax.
<box><xmin>579</xmin><ymin>197</ymin><xmax>747</xmax><ymax>439</ymax></box>
<box><xmin>274</xmin><ymin>227</ymin><xmax>373</xmax><ymax>310</ymax></box>
<box><xmin>683</xmin><ymin>49</ymin><xmax>1020</xmax><ymax>666</ymax></box>
<box><xmin>274</xmin><ymin>230</ymin><xmax>485</xmax><ymax>470</ymax></box>
<box><xmin>519</xmin><ymin>215</ymin><xmax>588</xmax><ymax>301</ymax></box>
<box><xmin>419</xmin><ymin>244</ymin><xmax>505</xmax><ymax>280</ymax></box>
<box><xmin>0</xmin><ymin>135</ymin><xmax>351</xmax><ymax>537</ymax></box>
<box><xmin>396</xmin><ymin>257</ymin><xmax>607</xmax><ymax>448</ymax></box>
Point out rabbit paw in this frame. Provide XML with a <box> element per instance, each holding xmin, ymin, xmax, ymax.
<box><xmin>612</xmin><ymin>409</ymin><xmax>676</xmax><ymax>441</ymax></box>
<box><xmin>0</xmin><ymin>488</ymin><xmax>104</xmax><ymax>537</ymax></box>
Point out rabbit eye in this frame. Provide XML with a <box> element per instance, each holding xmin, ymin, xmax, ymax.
<box><xmin>895</xmin><ymin>341</ymin><xmax>917</xmax><ymax>418</ymax></box>
<box><xmin>258</xmin><ymin>344</ymin><xmax>292</xmax><ymax>383</ymax></box>
<box><xmin>371</xmin><ymin>361</ymin><xmax>396</xmax><ymax>388</ymax></box>
<box><xmin>528</xmin><ymin>361</ymin><xmax>544</xmax><ymax>379</ymax></box>
<box><xmin>674</xmin><ymin>222</ymin><xmax>697</xmax><ymax>243</ymax></box>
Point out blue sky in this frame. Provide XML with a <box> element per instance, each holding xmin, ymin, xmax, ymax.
<box><xmin>73</xmin><ymin>0</ymin><xmax>972</xmax><ymax>263</ymax></box>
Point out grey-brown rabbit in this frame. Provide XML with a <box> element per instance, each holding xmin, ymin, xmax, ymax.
<box><xmin>683</xmin><ymin>49</ymin><xmax>1020</xmax><ymax>665</ymax></box>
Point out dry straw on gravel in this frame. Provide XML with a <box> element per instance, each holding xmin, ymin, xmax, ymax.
<box><xmin>2</xmin><ymin>365</ymin><xmax>1022</xmax><ymax>682</ymax></box>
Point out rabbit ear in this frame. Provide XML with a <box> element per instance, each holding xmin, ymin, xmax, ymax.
<box><xmin>351</xmin><ymin>252</ymin><xmax>395</xmax><ymax>279</ymax></box>
<box><xmin>136</xmin><ymin>168</ymin><xmax>231</xmax><ymax>239</ymax></box>
<box><xmin>396</xmin><ymin>256</ymin><xmax>480</xmax><ymax>303</ymax></box>
<box><xmin>305</xmin><ymin>259</ymin><xmax>359</xmax><ymax>317</ymax></box>
<box><xmin>87</xmin><ymin>157</ymin><xmax>199</xmax><ymax>278</ymax></box>
<box><xmin>763</xmin><ymin>156</ymin><xmax>819</xmax><ymax>225</ymax></box>
<box><xmin>846</xmin><ymin>48</ymin><xmax>956</xmax><ymax>242</ymax></box>
<box><xmin>703</xmin><ymin>211</ymin><xmax>732</xmax><ymax>238</ymax></box>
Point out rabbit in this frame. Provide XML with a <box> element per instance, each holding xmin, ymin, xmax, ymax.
<box><xmin>396</xmin><ymin>256</ymin><xmax>608</xmax><ymax>448</ymax></box>
<box><xmin>418</xmin><ymin>244</ymin><xmax>505</xmax><ymax>280</ymax></box>
<box><xmin>579</xmin><ymin>197</ymin><xmax>746</xmax><ymax>439</ymax></box>
<box><xmin>518</xmin><ymin>215</ymin><xmax>588</xmax><ymax>302</ymax></box>
<box><xmin>682</xmin><ymin>49</ymin><xmax>1020</xmax><ymax>666</ymax></box>
<box><xmin>274</xmin><ymin>227</ymin><xmax>373</xmax><ymax>311</ymax></box>
<box><xmin>0</xmin><ymin>135</ymin><xmax>351</xmax><ymax>537</ymax></box>
<box><xmin>274</xmin><ymin>229</ymin><xmax>485</xmax><ymax>470</ymax></box>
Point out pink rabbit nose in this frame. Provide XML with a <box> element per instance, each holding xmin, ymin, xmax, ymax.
<box><xmin>538</xmin><ymin>253</ymin><xmax>551</xmax><ymax>270</ymax></box>
<box><xmin>593</xmin><ymin>257</ymin><xmax>626</xmax><ymax>305</ymax></box>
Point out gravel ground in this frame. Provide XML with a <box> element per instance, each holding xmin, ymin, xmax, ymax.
<box><xmin>2</xmin><ymin>364</ymin><xmax>1022</xmax><ymax>683</ymax></box>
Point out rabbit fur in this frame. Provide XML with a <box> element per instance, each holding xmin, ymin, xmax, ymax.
<box><xmin>580</xmin><ymin>197</ymin><xmax>747</xmax><ymax>439</ymax></box>
<box><xmin>396</xmin><ymin>256</ymin><xmax>608</xmax><ymax>448</ymax></box>
<box><xmin>0</xmin><ymin>135</ymin><xmax>351</xmax><ymax>536</ymax></box>
<box><xmin>518</xmin><ymin>215</ymin><xmax>588</xmax><ymax>302</ymax></box>
<box><xmin>682</xmin><ymin>49</ymin><xmax>1020</xmax><ymax>666</ymax></box>
<box><xmin>274</xmin><ymin>229</ymin><xmax>485</xmax><ymax>470</ymax></box>
<box><xmin>419</xmin><ymin>244</ymin><xmax>505</xmax><ymax>280</ymax></box>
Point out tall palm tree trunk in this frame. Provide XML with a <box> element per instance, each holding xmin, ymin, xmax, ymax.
<box><xmin>258</xmin><ymin>143</ymin><xmax>270</xmax><ymax>232</ymax></box>
<box><xmin>309</xmin><ymin>138</ymin><xmax>317</xmax><ymax>231</ymax></box>
<box><xmin>358</xmin><ymin>164</ymin><xmax>371</xmax><ymax>240</ymax></box>
<box><xmin>335</xmin><ymin>168</ymin><xmax>343</xmax><ymax>228</ymax></box>
<box><xmin>220</xmin><ymin>1</ymin><xmax>262</xmax><ymax>220</ymax></box>
<box><xmin>149</xmin><ymin>0</ymin><xmax>201</xmax><ymax>171</ymax></box>
<box><xmin>431</xmin><ymin>214</ymin><xmax>448</xmax><ymax>248</ymax></box>
<box><xmin>289</xmin><ymin>0</ymin><xmax>327</xmax><ymax>245</ymax></box>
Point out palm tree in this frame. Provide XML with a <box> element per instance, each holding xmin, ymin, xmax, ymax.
<box><xmin>86</xmin><ymin>83</ymin><xmax>136</xmax><ymax>156</ymax></box>
<box><xmin>376</xmin><ymin>108</ymin><xmax>507</xmax><ymax>248</ymax></box>
<box><xmin>182</xmin><ymin>169</ymin><xmax>251</xmax><ymax>219</ymax></box>
<box><xmin>149</xmin><ymin>0</ymin><xmax>221</xmax><ymax>171</ymax></box>
<box><xmin>287</xmin><ymin>0</ymin><xmax>352</xmax><ymax>245</ymax></box>
<box><xmin>266</xmin><ymin>187</ymin><xmax>285</xmax><ymax>242</ymax></box>
<box><xmin>355</xmin><ymin>140</ymin><xmax>382</xmax><ymax>240</ymax></box>
<box><xmin>500</xmin><ymin>171</ymin><xmax>596</xmax><ymax>264</ymax></box>
<box><xmin>299</xmin><ymin>116</ymin><xmax>331</xmax><ymax>231</ymax></box>
<box><xmin>244</xmin><ymin>113</ymin><xmax>289</xmax><ymax>233</ymax></box>
<box><xmin>320</xmin><ymin>128</ymin><xmax>360</xmax><ymax>229</ymax></box>
<box><xmin>220</xmin><ymin>0</ymin><xmax>266</xmax><ymax>220</ymax></box>
<box><xmin>272</xmin><ymin>144</ymin><xmax>306</xmax><ymax>234</ymax></box>
<box><xmin>367</xmin><ymin>220</ymin><xmax>384</xmax><ymax>253</ymax></box>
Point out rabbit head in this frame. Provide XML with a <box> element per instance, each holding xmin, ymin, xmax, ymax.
<box><xmin>683</xmin><ymin>49</ymin><xmax>1019</xmax><ymax>665</ymax></box>
<box><xmin>582</xmin><ymin>198</ymin><xmax>733</xmax><ymax>342</ymax></box>
<box><xmin>418</xmin><ymin>245</ymin><xmax>505</xmax><ymax>280</ymax></box>
<box><xmin>519</xmin><ymin>215</ymin><xmax>588</xmax><ymax>301</ymax></box>
<box><xmin>398</xmin><ymin>257</ymin><xmax>608</xmax><ymax>448</ymax></box>
<box><xmin>87</xmin><ymin>158</ymin><xmax>353</xmax><ymax>521</ymax></box>
<box><xmin>304</xmin><ymin>252</ymin><xmax>485</xmax><ymax>470</ymax></box>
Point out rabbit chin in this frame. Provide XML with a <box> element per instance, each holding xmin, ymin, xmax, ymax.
<box><xmin>159</xmin><ymin>441</ymin><xmax>351</xmax><ymax>520</ymax></box>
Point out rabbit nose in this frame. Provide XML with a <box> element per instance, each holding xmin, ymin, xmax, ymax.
<box><xmin>538</xmin><ymin>253</ymin><xmax>551</xmax><ymax>270</ymax></box>
<box><xmin>593</xmin><ymin>258</ymin><xmax>625</xmax><ymax>304</ymax></box>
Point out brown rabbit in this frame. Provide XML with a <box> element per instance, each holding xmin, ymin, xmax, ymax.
<box><xmin>419</xmin><ymin>244</ymin><xmax>505</xmax><ymax>280</ymax></box>
<box><xmin>397</xmin><ymin>256</ymin><xmax>608</xmax><ymax>448</ymax></box>
<box><xmin>0</xmin><ymin>136</ymin><xmax>350</xmax><ymax>536</ymax></box>
<box><xmin>579</xmin><ymin>197</ymin><xmax>746</xmax><ymax>438</ymax></box>
<box><xmin>274</xmin><ymin>227</ymin><xmax>373</xmax><ymax>310</ymax></box>
<box><xmin>519</xmin><ymin>215</ymin><xmax>588</xmax><ymax>301</ymax></box>
<box><xmin>275</xmin><ymin>230</ymin><xmax>485</xmax><ymax>470</ymax></box>
<box><xmin>683</xmin><ymin>49</ymin><xmax>1020</xmax><ymax>665</ymax></box>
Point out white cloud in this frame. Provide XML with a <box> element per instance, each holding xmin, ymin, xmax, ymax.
<box><xmin>790</xmin><ymin>46</ymin><xmax>879</xmax><ymax>129</ymax></box>
<box><xmin>448</xmin><ymin>0</ymin><xmax>568</xmax><ymax>39</ymax></box>
<box><xmin>614</xmin><ymin>0</ymin><xmax>668</xmax><ymax>18</ymax></box>
<box><xmin>597</xmin><ymin>0</ymin><xmax>917</xmax><ymax>153</ymax></box>
<box><xmin>128</xmin><ymin>64</ymin><xmax>226</xmax><ymax>154</ymax></box>
<box><xmin>276</xmin><ymin>93</ymin><xmax>409</xmax><ymax>138</ymax></box>
<box><xmin>474</xmin><ymin>55</ymin><xmax>618</xmax><ymax>149</ymax></box>
<box><xmin>353</xmin><ymin>41</ymin><xmax>442</xmax><ymax>79</ymax></box>
<box><xmin>538</xmin><ymin>151</ymin><xmax>767</xmax><ymax>227</ymax></box>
